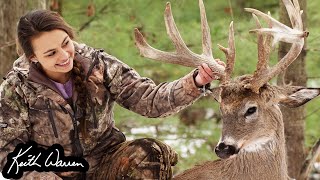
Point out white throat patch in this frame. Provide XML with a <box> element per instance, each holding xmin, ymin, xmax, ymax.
<box><xmin>242</xmin><ymin>137</ymin><xmax>273</xmax><ymax>153</ymax></box>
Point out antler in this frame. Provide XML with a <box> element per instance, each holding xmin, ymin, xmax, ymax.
<box><xmin>244</xmin><ymin>0</ymin><xmax>308</xmax><ymax>93</ymax></box>
<box><xmin>134</xmin><ymin>0</ymin><xmax>235</xmax><ymax>82</ymax></box>
<box><xmin>218</xmin><ymin>22</ymin><xmax>236</xmax><ymax>83</ymax></box>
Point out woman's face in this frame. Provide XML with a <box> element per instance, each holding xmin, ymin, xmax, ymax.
<box><xmin>31</xmin><ymin>29</ymin><xmax>75</xmax><ymax>82</ymax></box>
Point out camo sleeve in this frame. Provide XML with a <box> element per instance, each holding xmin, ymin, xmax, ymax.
<box><xmin>0</xmin><ymin>80</ymin><xmax>30</xmax><ymax>170</ymax></box>
<box><xmin>101</xmin><ymin>52</ymin><xmax>205</xmax><ymax>118</ymax></box>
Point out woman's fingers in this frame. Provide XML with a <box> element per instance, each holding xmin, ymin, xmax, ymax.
<box><xmin>199</xmin><ymin>63</ymin><xmax>213</xmax><ymax>80</ymax></box>
<box><xmin>194</xmin><ymin>60</ymin><xmax>225</xmax><ymax>87</ymax></box>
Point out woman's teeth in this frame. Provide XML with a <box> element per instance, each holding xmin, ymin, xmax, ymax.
<box><xmin>57</xmin><ymin>58</ymin><xmax>69</xmax><ymax>66</ymax></box>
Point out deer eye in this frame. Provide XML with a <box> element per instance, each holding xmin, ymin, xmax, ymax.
<box><xmin>245</xmin><ymin>107</ymin><xmax>257</xmax><ymax>117</ymax></box>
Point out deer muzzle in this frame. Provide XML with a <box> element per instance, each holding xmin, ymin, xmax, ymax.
<box><xmin>215</xmin><ymin>141</ymin><xmax>239</xmax><ymax>159</ymax></box>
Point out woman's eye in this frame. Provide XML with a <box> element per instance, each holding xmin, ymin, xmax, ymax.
<box><xmin>63</xmin><ymin>40</ymin><xmax>69</xmax><ymax>46</ymax></box>
<box><xmin>245</xmin><ymin>107</ymin><xmax>257</xmax><ymax>117</ymax></box>
<box><xmin>47</xmin><ymin>51</ymin><xmax>56</xmax><ymax>57</ymax></box>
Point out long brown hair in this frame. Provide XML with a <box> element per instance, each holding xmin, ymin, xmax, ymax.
<box><xmin>17</xmin><ymin>9</ymin><xmax>88</xmax><ymax>137</ymax></box>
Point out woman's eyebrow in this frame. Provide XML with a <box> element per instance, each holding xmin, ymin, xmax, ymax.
<box><xmin>61</xmin><ymin>36</ymin><xmax>68</xmax><ymax>44</ymax></box>
<box><xmin>43</xmin><ymin>36</ymin><xmax>68</xmax><ymax>54</ymax></box>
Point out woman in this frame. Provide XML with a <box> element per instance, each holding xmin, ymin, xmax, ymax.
<box><xmin>0</xmin><ymin>10</ymin><xmax>223</xmax><ymax>179</ymax></box>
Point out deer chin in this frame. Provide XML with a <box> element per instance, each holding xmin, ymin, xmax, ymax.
<box><xmin>239</xmin><ymin>137</ymin><xmax>273</xmax><ymax>153</ymax></box>
<box><xmin>216</xmin><ymin>149</ymin><xmax>239</xmax><ymax>159</ymax></box>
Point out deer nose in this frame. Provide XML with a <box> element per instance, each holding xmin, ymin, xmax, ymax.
<box><xmin>214</xmin><ymin>142</ymin><xmax>238</xmax><ymax>159</ymax></box>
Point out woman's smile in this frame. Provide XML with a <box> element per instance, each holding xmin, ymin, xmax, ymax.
<box><xmin>55</xmin><ymin>57</ymin><xmax>72</xmax><ymax>68</ymax></box>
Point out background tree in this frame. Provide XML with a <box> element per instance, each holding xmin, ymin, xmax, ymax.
<box><xmin>0</xmin><ymin>0</ymin><xmax>47</xmax><ymax>83</ymax></box>
<box><xmin>277</xmin><ymin>0</ymin><xmax>308</xmax><ymax>178</ymax></box>
<box><xmin>0</xmin><ymin>0</ymin><xmax>26</xmax><ymax>83</ymax></box>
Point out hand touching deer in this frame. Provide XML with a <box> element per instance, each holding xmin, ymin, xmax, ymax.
<box><xmin>134</xmin><ymin>0</ymin><xmax>319</xmax><ymax>179</ymax></box>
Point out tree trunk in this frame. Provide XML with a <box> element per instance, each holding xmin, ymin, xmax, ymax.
<box><xmin>0</xmin><ymin>0</ymin><xmax>48</xmax><ymax>83</ymax></box>
<box><xmin>28</xmin><ymin>0</ymin><xmax>49</xmax><ymax>10</ymax></box>
<box><xmin>277</xmin><ymin>0</ymin><xmax>307</xmax><ymax>178</ymax></box>
<box><xmin>0</xmin><ymin>0</ymin><xmax>27</xmax><ymax>83</ymax></box>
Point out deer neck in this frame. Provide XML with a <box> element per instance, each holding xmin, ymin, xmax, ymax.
<box><xmin>174</xmin><ymin>138</ymin><xmax>289</xmax><ymax>180</ymax></box>
<box><xmin>223</xmin><ymin>128</ymin><xmax>288</xmax><ymax>179</ymax></box>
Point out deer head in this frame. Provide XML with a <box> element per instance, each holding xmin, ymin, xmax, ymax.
<box><xmin>215</xmin><ymin>78</ymin><xmax>320</xmax><ymax>159</ymax></box>
<box><xmin>134</xmin><ymin>0</ymin><xmax>319</xmax><ymax>178</ymax></box>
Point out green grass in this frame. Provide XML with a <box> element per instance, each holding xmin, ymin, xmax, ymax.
<box><xmin>62</xmin><ymin>0</ymin><xmax>320</xmax><ymax>174</ymax></box>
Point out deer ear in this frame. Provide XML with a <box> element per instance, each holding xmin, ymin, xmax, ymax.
<box><xmin>279</xmin><ymin>88</ymin><xmax>320</xmax><ymax>108</ymax></box>
<box><xmin>209</xmin><ymin>87</ymin><xmax>222</xmax><ymax>103</ymax></box>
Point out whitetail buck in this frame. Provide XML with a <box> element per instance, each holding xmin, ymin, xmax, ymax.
<box><xmin>134</xmin><ymin>0</ymin><xmax>319</xmax><ymax>179</ymax></box>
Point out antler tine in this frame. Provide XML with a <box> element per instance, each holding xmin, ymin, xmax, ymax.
<box><xmin>251</xmin><ymin>13</ymin><xmax>272</xmax><ymax>77</ymax></box>
<box><xmin>217</xmin><ymin>21</ymin><xmax>236</xmax><ymax>83</ymax></box>
<box><xmin>164</xmin><ymin>2</ymin><xmax>190</xmax><ymax>54</ymax></box>
<box><xmin>199</xmin><ymin>0</ymin><xmax>213</xmax><ymax>57</ymax></box>
<box><xmin>134</xmin><ymin>0</ymin><xmax>226</xmax><ymax>78</ymax></box>
<box><xmin>283</xmin><ymin>0</ymin><xmax>303</xmax><ymax>30</ymax></box>
<box><xmin>245</xmin><ymin>7</ymin><xmax>304</xmax><ymax>45</ymax></box>
<box><xmin>264</xmin><ymin>12</ymin><xmax>273</xmax><ymax>64</ymax></box>
<box><xmin>244</xmin><ymin>0</ymin><xmax>308</xmax><ymax>93</ymax></box>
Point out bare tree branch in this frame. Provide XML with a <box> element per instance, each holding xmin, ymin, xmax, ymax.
<box><xmin>299</xmin><ymin>139</ymin><xmax>320</xmax><ymax>180</ymax></box>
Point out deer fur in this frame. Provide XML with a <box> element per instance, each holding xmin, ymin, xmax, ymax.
<box><xmin>173</xmin><ymin>76</ymin><xmax>320</xmax><ymax>180</ymax></box>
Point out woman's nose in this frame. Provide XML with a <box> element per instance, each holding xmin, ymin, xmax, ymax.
<box><xmin>59</xmin><ymin>49</ymin><xmax>69</xmax><ymax>59</ymax></box>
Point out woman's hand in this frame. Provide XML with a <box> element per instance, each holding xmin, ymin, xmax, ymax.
<box><xmin>194</xmin><ymin>59</ymin><xmax>226</xmax><ymax>87</ymax></box>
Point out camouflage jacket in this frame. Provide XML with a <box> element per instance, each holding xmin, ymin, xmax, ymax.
<box><xmin>0</xmin><ymin>42</ymin><xmax>204</xmax><ymax>179</ymax></box>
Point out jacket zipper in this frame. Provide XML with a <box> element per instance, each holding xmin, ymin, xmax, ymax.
<box><xmin>70</xmin><ymin>103</ymin><xmax>84</xmax><ymax>157</ymax></box>
<box><xmin>45</xmin><ymin>99</ymin><xmax>58</xmax><ymax>138</ymax></box>
<box><xmin>60</xmin><ymin>104</ymin><xmax>84</xmax><ymax>157</ymax></box>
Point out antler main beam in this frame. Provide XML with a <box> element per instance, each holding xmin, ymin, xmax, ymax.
<box><xmin>134</xmin><ymin>0</ymin><xmax>234</xmax><ymax>80</ymax></box>
<box><xmin>244</xmin><ymin>0</ymin><xmax>308</xmax><ymax>93</ymax></box>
